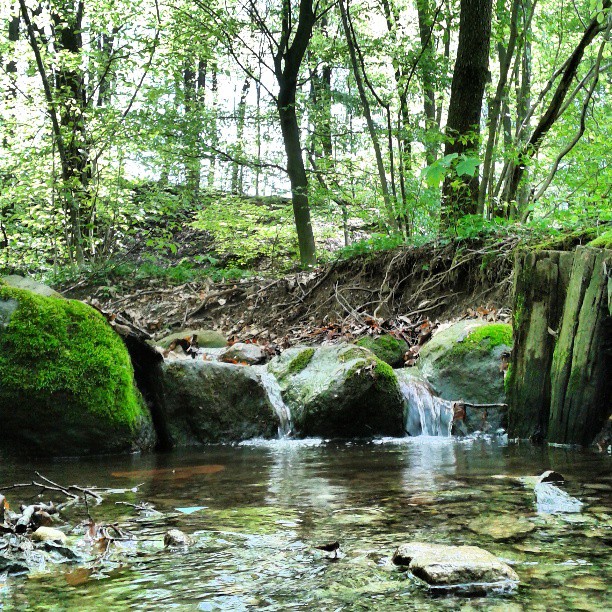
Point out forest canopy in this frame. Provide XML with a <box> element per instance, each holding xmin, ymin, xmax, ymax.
<box><xmin>0</xmin><ymin>0</ymin><xmax>610</xmax><ymax>273</ymax></box>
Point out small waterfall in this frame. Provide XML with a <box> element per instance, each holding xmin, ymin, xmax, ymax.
<box><xmin>257</xmin><ymin>368</ymin><xmax>293</xmax><ymax>437</ymax></box>
<box><xmin>396</xmin><ymin>370</ymin><xmax>453</xmax><ymax>437</ymax></box>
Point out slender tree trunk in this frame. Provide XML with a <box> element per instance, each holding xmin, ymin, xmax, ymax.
<box><xmin>340</xmin><ymin>0</ymin><xmax>397</xmax><ymax>230</ymax></box>
<box><xmin>417</xmin><ymin>0</ymin><xmax>437</xmax><ymax>165</ymax></box>
<box><xmin>232</xmin><ymin>76</ymin><xmax>250</xmax><ymax>194</ymax></box>
<box><xmin>272</xmin><ymin>0</ymin><xmax>317</xmax><ymax>266</ymax></box>
<box><xmin>503</xmin><ymin>0</ymin><xmax>611</xmax><ymax>205</ymax></box>
<box><xmin>440</xmin><ymin>0</ymin><xmax>493</xmax><ymax>231</ymax></box>
<box><xmin>478</xmin><ymin>0</ymin><xmax>519</xmax><ymax>215</ymax></box>
<box><xmin>207</xmin><ymin>66</ymin><xmax>218</xmax><ymax>189</ymax></box>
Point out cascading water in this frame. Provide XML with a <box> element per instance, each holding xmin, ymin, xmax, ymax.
<box><xmin>256</xmin><ymin>368</ymin><xmax>293</xmax><ymax>437</ymax></box>
<box><xmin>395</xmin><ymin>369</ymin><xmax>453</xmax><ymax>437</ymax></box>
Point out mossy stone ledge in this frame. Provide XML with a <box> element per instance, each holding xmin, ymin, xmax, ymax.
<box><xmin>0</xmin><ymin>282</ymin><xmax>154</xmax><ymax>456</ymax></box>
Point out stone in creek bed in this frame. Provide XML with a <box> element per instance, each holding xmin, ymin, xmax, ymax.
<box><xmin>31</xmin><ymin>526</ymin><xmax>67</xmax><ymax>544</ymax></box>
<box><xmin>164</xmin><ymin>529</ymin><xmax>193</xmax><ymax>547</ymax></box>
<box><xmin>392</xmin><ymin>542</ymin><xmax>519</xmax><ymax>587</ymax></box>
<box><xmin>468</xmin><ymin>514</ymin><xmax>536</xmax><ymax>541</ymax></box>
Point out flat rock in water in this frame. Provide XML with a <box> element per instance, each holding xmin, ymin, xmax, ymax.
<box><xmin>392</xmin><ymin>542</ymin><xmax>519</xmax><ymax>587</ymax></box>
<box><xmin>164</xmin><ymin>529</ymin><xmax>192</xmax><ymax>547</ymax></box>
<box><xmin>31</xmin><ymin>526</ymin><xmax>67</xmax><ymax>544</ymax></box>
<box><xmin>468</xmin><ymin>515</ymin><xmax>535</xmax><ymax>541</ymax></box>
<box><xmin>534</xmin><ymin>482</ymin><xmax>583</xmax><ymax>514</ymax></box>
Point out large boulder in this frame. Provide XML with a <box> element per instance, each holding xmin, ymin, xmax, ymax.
<box><xmin>417</xmin><ymin>320</ymin><xmax>512</xmax><ymax>405</ymax></box>
<box><xmin>266</xmin><ymin>344</ymin><xmax>404</xmax><ymax>437</ymax></box>
<box><xmin>0</xmin><ymin>283</ymin><xmax>154</xmax><ymax>456</ymax></box>
<box><xmin>161</xmin><ymin>360</ymin><xmax>279</xmax><ymax>445</ymax></box>
<box><xmin>392</xmin><ymin>542</ymin><xmax>519</xmax><ymax>589</ymax></box>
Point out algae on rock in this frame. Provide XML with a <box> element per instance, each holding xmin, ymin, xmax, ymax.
<box><xmin>0</xmin><ymin>283</ymin><xmax>154</xmax><ymax>456</ymax></box>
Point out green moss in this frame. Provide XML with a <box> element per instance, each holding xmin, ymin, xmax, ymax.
<box><xmin>0</xmin><ymin>284</ymin><xmax>143</xmax><ymax>429</ymax></box>
<box><xmin>532</xmin><ymin>228</ymin><xmax>598</xmax><ymax>251</ymax></box>
<box><xmin>286</xmin><ymin>348</ymin><xmax>315</xmax><ymax>375</ymax></box>
<box><xmin>373</xmin><ymin>358</ymin><xmax>398</xmax><ymax>393</ymax></box>
<box><xmin>452</xmin><ymin>323</ymin><xmax>513</xmax><ymax>356</ymax></box>
<box><xmin>339</xmin><ymin>346</ymin><xmax>369</xmax><ymax>363</ymax></box>
<box><xmin>587</xmin><ymin>230</ymin><xmax>612</xmax><ymax>250</ymax></box>
<box><xmin>356</xmin><ymin>334</ymin><xmax>407</xmax><ymax>366</ymax></box>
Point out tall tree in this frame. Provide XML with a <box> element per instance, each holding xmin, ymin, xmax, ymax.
<box><xmin>440</xmin><ymin>0</ymin><xmax>493</xmax><ymax>229</ymax></box>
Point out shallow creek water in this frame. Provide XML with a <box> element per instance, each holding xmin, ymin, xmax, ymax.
<box><xmin>1</xmin><ymin>437</ymin><xmax>610</xmax><ymax>610</ymax></box>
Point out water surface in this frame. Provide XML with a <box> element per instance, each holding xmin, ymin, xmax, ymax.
<box><xmin>1</xmin><ymin>438</ymin><xmax>610</xmax><ymax>610</ymax></box>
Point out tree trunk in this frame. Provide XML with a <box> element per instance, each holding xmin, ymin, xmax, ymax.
<box><xmin>548</xmin><ymin>247</ymin><xmax>612</xmax><ymax>445</ymax></box>
<box><xmin>272</xmin><ymin>0</ymin><xmax>318</xmax><ymax>266</ymax></box>
<box><xmin>478</xmin><ymin>0</ymin><xmax>519</xmax><ymax>215</ymax></box>
<box><xmin>231</xmin><ymin>76</ymin><xmax>250</xmax><ymax>194</ymax></box>
<box><xmin>277</xmin><ymin>84</ymin><xmax>316</xmax><ymax>266</ymax></box>
<box><xmin>503</xmin><ymin>1</ymin><xmax>611</xmax><ymax>205</ymax></box>
<box><xmin>416</xmin><ymin>0</ymin><xmax>437</xmax><ymax>165</ymax></box>
<box><xmin>507</xmin><ymin>250</ymin><xmax>573</xmax><ymax>441</ymax></box>
<box><xmin>440</xmin><ymin>0</ymin><xmax>493</xmax><ymax>230</ymax></box>
<box><xmin>508</xmin><ymin>247</ymin><xmax>612</xmax><ymax>446</ymax></box>
<box><xmin>340</xmin><ymin>0</ymin><xmax>397</xmax><ymax>230</ymax></box>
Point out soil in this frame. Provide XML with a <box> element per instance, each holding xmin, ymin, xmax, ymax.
<box><xmin>61</xmin><ymin>236</ymin><xmax>516</xmax><ymax>348</ymax></box>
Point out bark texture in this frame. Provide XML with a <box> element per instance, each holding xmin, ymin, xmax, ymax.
<box><xmin>508</xmin><ymin>247</ymin><xmax>612</xmax><ymax>445</ymax></box>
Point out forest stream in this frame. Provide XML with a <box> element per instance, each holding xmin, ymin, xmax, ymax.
<box><xmin>1</xmin><ymin>437</ymin><xmax>610</xmax><ymax>610</ymax></box>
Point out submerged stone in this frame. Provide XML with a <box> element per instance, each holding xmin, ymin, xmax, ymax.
<box><xmin>164</xmin><ymin>529</ymin><xmax>193</xmax><ymax>547</ymax></box>
<box><xmin>266</xmin><ymin>343</ymin><xmax>404</xmax><ymax>438</ymax></box>
<box><xmin>534</xmin><ymin>482</ymin><xmax>583</xmax><ymax>514</ymax></box>
<box><xmin>31</xmin><ymin>527</ymin><xmax>67</xmax><ymax>544</ymax></box>
<box><xmin>161</xmin><ymin>360</ymin><xmax>279</xmax><ymax>445</ymax></box>
<box><xmin>0</xmin><ymin>283</ymin><xmax>154</xmax><ymax>457</ymax></box>
<box><xmin>392</xmin><ymin>542</ymin><xmax>519</xmax><ymax>588</ymax></box>
<box><xmin>468</xmin><ymin>514</ymin><xmax>536</xmax><ymax>541</ymax></box>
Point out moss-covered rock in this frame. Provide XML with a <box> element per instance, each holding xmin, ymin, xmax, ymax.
<box><xmin>587</xmin><ymin>230</ymin><xmax>612</xmax><ymax>250</ymax></box>
<box><xmin>161</xmin><ymin>360</ymin><xmax>279</xmax><ymax>445</ymax></box>
<box><xmin>0</xmin><ymin>283</ymin><xmax>154</xmax><ymax>456</ymax></box>
<box><xmin>355</xmin><ymin>334</ymin><xmax>408</xmax><ymax>367</ymax></box>
<box><xmin>266</xmin><ymin>343</ymin><xmax>404</xmax><ymax>437</ymax></box>
<box><xmin>417</xmin><ymin>320</ymin><xmax>512</xmax><ymax>406</ymax></box>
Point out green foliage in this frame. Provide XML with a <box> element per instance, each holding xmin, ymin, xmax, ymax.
<box><xmin>421</xmin><ymin>154</ymin><xmax>481</xmax><ymax>188</ymax></box>
<box><xmin>192</xmin><ymin>194</ymin><xmax>299</xmax><ymax>268</ymax></box>
<box><xmin>0</xmin><ymin>284</ymin><xmax>144</xmax><ymax>428</ymax></box>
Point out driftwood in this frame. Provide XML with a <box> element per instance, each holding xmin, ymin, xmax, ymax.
<box><xmin>15</xmin><ymin>503</ymin><xmax>56</xmax><ymax>534</ymax></box>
